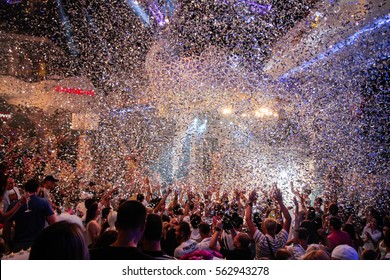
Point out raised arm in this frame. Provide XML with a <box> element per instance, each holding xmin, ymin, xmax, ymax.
<box><xmin>273</xmin><ymin>185</ymin><xmax>292</xmax><ymax>233</ymax></box>
<box><xmin>245</xmin><ymin>189</ymin><xmax>258</xmax><ymax>238</ymax></box>
<box><xmin>209</xmin><ymin>219</ymin><xmax>223</xmax><ymax>251</ymax></box>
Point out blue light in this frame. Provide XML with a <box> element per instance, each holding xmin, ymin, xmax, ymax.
<box><xmin>56</xmin><ymin>0</ymin><xmax>78</xmax><ymax>57</ymax></box>
<box><xmin>280</xmin><ymin>15</ymin><xmax>390</xmax><ymax>80</ymax></box>
<box><xmin>127</xmin><ymin>0</ymin><xmax>150</xmax><ymax>26</ymax></box>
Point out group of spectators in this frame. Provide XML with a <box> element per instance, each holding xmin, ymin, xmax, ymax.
<box><xmin>0</xmin><ymin>165</ymin><xmax>389</xmax><ymax>260</ymax></box>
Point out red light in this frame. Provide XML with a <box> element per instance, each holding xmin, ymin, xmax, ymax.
<box><xmin>55</xmin><ymin>86</ymin><xmax>95</xmax><ymax>96</ymax></box>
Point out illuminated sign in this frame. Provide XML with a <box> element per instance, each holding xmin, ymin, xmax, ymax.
<box><xmin>55</xmin><ymin>86</ymin><xmax>95</xmax><ymax>96</ymax></box>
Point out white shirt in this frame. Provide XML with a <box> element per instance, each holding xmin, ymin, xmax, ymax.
<box><xmin>174</xmin><ymin>239</ymin><xmax>199</xmax><ymax>259</ymax></box>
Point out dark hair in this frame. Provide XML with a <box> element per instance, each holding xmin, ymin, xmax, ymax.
<box><xmin>361</xmin><ymin>249</ymin><xmax>377</xmax><ymax>260</ymax></box>
<box><xmin>298</xmin><ymin>227</ymin><xmax>309</xmax><ymax>241</ymax></box>
<box><xmin>300</xmin><ymin>220</ymin><xmax>319</xmax><ymax>244</ymax></box>
<box><xmin>329</xmin><ymin>203</ymin><xmax>339</xmax><ymax>216</ymax></box>
<box><xmin>198</xmin><ymin>222</ymin><xmax>211</xmax><ymax>236</ymax></box>
<box><xmin>342</xmin><ymin>223</ymin><xmax>357</xmax><ymax>240</ymax></box>
<box><xmin>236</xmin><ymin>232</ymin><xmax>251</xmax><ymax>248</ymax></box>
<box><xmin>116</xmin><ymin>200</ymin><xmax>147</xmax><ymax>230</ymax></box>
<box><xmin>162</xmin><ymin>214</ymin><xmax>170</xmax><ymax>223</ymax></box>
<box><xmin>275</xmin><ymin>248</ymin><xmax>292</xmax><ymax>260</ymax></box>
<box><xmin>137</xmin><ymin>193</ymin><xmax>145</xmax><ymax>202</ymax></box>
<box><xmin>92</xmin><ymin>230</ymin><xmax>118</xmax><ymax>249</ymax></box>
<box><xmin>178</xmin><ymin>222</ymin><xmax>191</xmax><ymax>239</ymax></box>
<box><xmin>29</xmin><ymin>221</ymin><xmax>89</xmax><ymax>260</ymax></box>
<box><xmin>0</xmin><ymin>174</ymin><xmax>8</xmax><ymax>198</ymax></box>
<box><xmin>307</xmin><ymin>207</ymin><xmax>316</xmax><ymax>220</ymax></box>
<box><xmin>190</xmin><ymin>214</ymin><xmax>201</xmax><ymax>229</ymax></box>
<box><xmin>101</xmin><ymin>207</ymin><xmax>112</xmax><ymax>220</ymax></box>
<box><xmin>24</xmin><ymin>179</ymin><xmax>39</xmax><ymax>193</ymax></box>
<box><xmin>85</xmin><ymin>202</ymin><xmax>99</xmax><ymax>224</ymax></box>
<box><xmin>383</xmin><ymin>230</ymin><xmax>390</xmax><ymax>248</ymax></box>
<box><xmin>143</xmin><ymin>213</ymin><xmax>163</xmax><ymax>241</ymax></box>
<box><xmin>84</xmin><ymin>198</ymin><xmax>97</xmax><ymax>209</ymax></box>
<box><xmin>329</xmin><ymin>217</ymin><xmax>342</xmax><ymax>230</ymax></box>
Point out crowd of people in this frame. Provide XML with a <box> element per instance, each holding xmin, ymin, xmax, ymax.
<box><xmin>0</xmin><ymin>160</ymin><xmax>389</xmax><ymax>260</ymax></box>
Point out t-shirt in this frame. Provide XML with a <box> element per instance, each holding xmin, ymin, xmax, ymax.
<box><xmin>253</xmin><ymin>229</ymin><xmax>289</xmax><ymax>259</ymax></box>
<box><xmin>90</xmin><ymin>246</ymin><xmax>154</xmax><ymax>260</ymax></box>
<box><xmin>8</xmin><ymin>195</ymin><xmax>54</xmax><ymax>246</ymax></box>
<box><xmin>327</xmin><ymin>230</ymin><xmax>353</xmax><ymax>249</ymax></box>
<box><xmin>287</xmin><ymin>243</ymin><xmax>306</xmax><ymax>260</ymax></box>
<box><xmin>174</xmin><ymin>239</ymin><xmax>199</xmax><ymax>259</ymax></box>
<box><xmin>198</xmin><ymin>237</ymin><xmax>219</xmax><ymax>251</ymax></box>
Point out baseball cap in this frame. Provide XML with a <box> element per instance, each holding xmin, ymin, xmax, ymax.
<box><xmin>331</xmin><ymin>245</ymin><xmax>359</xmax><ymax>260</ymax></box>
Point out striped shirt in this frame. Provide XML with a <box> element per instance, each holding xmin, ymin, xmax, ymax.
<box><xmin>253</xmin><ymin>229</ymin><xmax>289</xmax><ymax>259</ymax></box>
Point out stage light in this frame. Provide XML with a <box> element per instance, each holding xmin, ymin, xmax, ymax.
<box><xmin>222</xmin><ymin>108</ymin><xmax>232</xmax><ymax>115</ymax></box>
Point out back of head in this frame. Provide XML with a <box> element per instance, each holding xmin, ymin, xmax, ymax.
<box><xmin>24</xmin><ymin>179</ymin><xmax>39</xmax><ymax>193</ymax></box>
<box><xmin>329</xmin><ymin>217</ymin><xmax>342</xmax><ymax>230</ymax></box>
<box><xmin>302</xmin><ymin>250</ymin><xmax>330</xmax><ymax>260</ymax></box>
<box><xmin>236</xmin><ymin>232</ymin><xmax>251</xmax><ymax>248</ymax></box>
<box><xmin>116</xmin><ymin>200</ymin><xmax>147</xmax><ymax>231</ymax></box>
<box><xmin>275</xmin><ymin>248</ymin><xmax>292</xmax><ymax>260</ymax></box>
<box><xmin>331</xmin><ymin>244</ymin><xmax>358</xmax><ymax>260</ymax></box>
<box><xmin>85</xmin><ymin>202</ymin><xmax>99</xmax><ymax>224</ymax></box>
<box><xmin>232</xmin><ymin>213</ymin><xmax>244</xmax><ymax>229</ymax></box>
<box><xmin>101</xmin><ymin>207</ymin><xmax>112</xmax><ymax>220</ymax></box>
<box><xmin>144</xmin><ymin>213</ymin><xmax>163</xmax><ymax>241</ymax></box>
<box><xmin>361</xmin><ymin>249</ymin><xmax>377</xmax><ymax>260</ymax></box>
<box><xmin>198</xmin><ymin>222</ymin><xmax>211</xmax><ymax>236</ymax></box>
<box><xmin>263</xmin><ymin>218</ymin><xmax>277</xmax><ymax>235</ymax></box>
<box><xmin>178</xmin><ymin>221</ymin><xmax>191</xmax><ymax>239</ymax></box>
<box><xmin>329</xmin><ymin>203</ymin><xmax>339</xmax><ymax>216</ymax></box>
<box><xmin>190</xmin><ymin>214</ymin><xmax>201</xmax><ymax>229</ymax></box>
<box><xmin>107</xmin><ymin>211</ymin><xmax>117</xmax><ymax>230</ymax></box>
<box><xmin>29</xmin><ymin>221</ymin><xmax>89</xmax><ymax>260</ymax></box>
<box><xmin>92</xmin><ymin>230</ymin><xmax>118</xmax><ymax>249</ymax></box>
<box><xmin>298</xmin><ymin>227</ymin><xmax>309</xmax><ymax>242</ymax></box>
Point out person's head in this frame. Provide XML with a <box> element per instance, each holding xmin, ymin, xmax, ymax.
<box><xmin>29</xmin><ymin>221</ymin><xmax>89</xmax><ymax>260</ymax></box>
<box><xmin>329</xmin><ymin>203</ymin><xmax>338</xmax><ymax>216</ymax></box>
<box><xmin>331</xmin><ymin>245</ymin><xmax>358</xmax><ymax>260</ymax></box>
<box><xmin>43</xmin><ymin>175</ymin><xmax>58</xmax><ymax>190</ymax></box>
<box><xmin>24</xmin><ymin>179</ymin><xmax>39</xmax><ymax>193</ymax></box>
<box><xmin>4</xmin><ymin>175</ymin><xmax>15</xmax><ymax>191</ymax></box>
<box><xmin>329</xmin><ymin>217</ymin><xmax>342</xmax><ymax>231</ymax></box>
<box><xmin>84</xmin><ymin>198</ymin><xmax>97</xmax><ymax>209</ymax></box>
<box><xmin>190</xmin><ymin>214</ymin><xmax>201</xmax><ymax>229</ymax></box>
<box><xmin>91</xmin><ymin>230</ymin><xmax>118</xmax><ymax>249</ymax></box>
<box><xmin>262</xmin><ymin>218</ymin><xmax>278</xmax><ymax>235</ymax></box>
<box><xmin>275</xmin><ymin>248</ymin><xmax>293</xmax><ymax>260</ymax></box>
<box><xmin>198</xmin><ymin>222</ymin><xmax>211</xmax><ymax>238</ymax></box>
<box><xmin>233</xmin><ymin>232</ymin><xmax>251</xmax><ymax>249</ymax></box>
<box><xmin>175</xmin><ymin>221</ymin><xmax>191</xmax><ymax>242</ymax></box>
<box><xmin>101</xmin><ymin>207</ymin><xmax>112</xmax><ymax>221</ymax></box>
<box><xmin>85</xmin><ymin>202</ymin><xmax>100</xmax><ymax>224</ymax></box>
<box><xmin>297</xmin><ymin>227</ymin><xmax>309</xmax><ymax>243</ymax></box>
<box><xmin>231</xmin><ymin>213</ymin><xmax>244</xmax><ymax>230</ymax></box>
<box><xmin>302</xmin><ymin>250</ymin><xmax>331</xmax><ymax>260</ymax></box>
<box><xmin>342</xmin><ymin>223</ymin><xmax>357</xmax><ymax>240</ymax></box>
<box><xmin>361</xmin><ymin>249</ymin><xmax>377</xmax><ymax>260</ymax></box>
<box><xmin>383</xmin><ymin>230</ymin><xmax>390</xmax><ymax>249</ymax></box>
<box><xmin>143</xmin><ymin>213</ymin><xmax>163</xmax><ymax>242</ymax></box>
<box><xmin>307</xmin><ymin>207</ymin><xmax>316</xmax><ymax>220</ymax></box>
<box><xmin>107</xmin><ymin>210</ymin><xmax>117</xmax><ymax>230</ymax></box>
<box><xmin>115</xmin><ymin>200</ymin><xmax>147</xmax><ymax>232</ymax></box>
<box><xmin>314</xmin><ymin>197</ymin><xmax>323</xmax><ymax>208</ymax></box>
